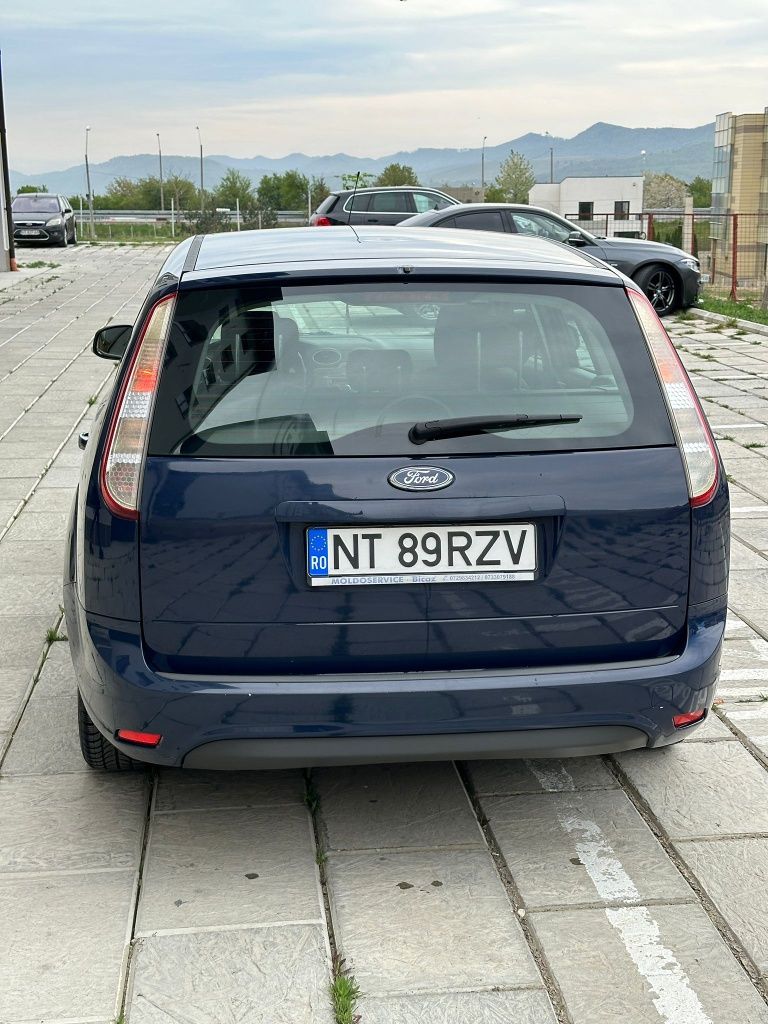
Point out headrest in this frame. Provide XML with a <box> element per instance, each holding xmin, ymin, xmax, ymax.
<box><xmin>346</xmin><ymin>349</ymin><xmax>413</xmax><ymax>392</ymax></box>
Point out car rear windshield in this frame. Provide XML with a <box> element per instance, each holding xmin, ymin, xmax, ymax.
<box><xmin>13</xmin><ymin>197</ymin><xmax>60</xmax><ymax>213</ymax></box>
<box><xmin>148</xmin><ymin>281</ymin><xmax>674</xmax><ymax>458</ymax></box>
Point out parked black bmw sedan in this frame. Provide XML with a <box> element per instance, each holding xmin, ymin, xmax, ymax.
<box><xmin>401</xmin><ymin>203</ymin><xmax>700</xmax><ymax>316</ymax></box>
<box><xmin>310</xmin><ymin>186</ymin><xmax>458</xmax><ymax>226</ymax></box>
<box><xmin>11</xmin><ymin>193</ymin><xmax>77</xmax><ymax>247</ymax></box>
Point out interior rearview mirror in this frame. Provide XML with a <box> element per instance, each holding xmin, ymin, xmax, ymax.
<box><xmin>92</xmin><ymin>324</ymin><xmax>132</xmax><ymax>360</ymax></box>
<box><xmin>566</xmin><ymin>231</ymin><xmax>589</xmax><ymax>247</ymax></box>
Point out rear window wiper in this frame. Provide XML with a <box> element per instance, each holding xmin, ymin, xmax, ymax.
<box><xmin>408</xmin><ymin>413</ymin><xmax>582</xmax><ymax>445</ymax></box>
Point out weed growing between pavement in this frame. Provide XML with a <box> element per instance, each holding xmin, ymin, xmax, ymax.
<box><xmin>87</xmin><ymin>395</ymin><xmax>98</xmax><ymax>405</ymax></box>
<box><xmin>304</xmin><ymin>772</ymin><xmax>362</xmax><ymax>1024</ymax></box>
<box><xmin>330</xmin><ymin>954</ymin><xmax>362</xmax><ymax>1024</ymax></box>
<box><xmin>45</xmin><ymin>626</ymin><xmax>67</xmax><ymax>643</ymax></box>
<box><xmin>18</xmin><ymin>260</ymin><xmax>60</xmax><ymax>269</ymax></box>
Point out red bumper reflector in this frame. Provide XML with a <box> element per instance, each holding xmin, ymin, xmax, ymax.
<box><xmin>673</xmin><ymin>710</ymin><xmax>706</xmax><ymax>729</ymax></box>
<box><xmin>117</xmin><ymin>729</ymin><xmax>162</xmax><ymax>747</ymax></box>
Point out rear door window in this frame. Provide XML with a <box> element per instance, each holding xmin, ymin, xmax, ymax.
<box><xmin>452</xmin><ymin>210</ymin><xmax>506</xmax><ymax>233</ymax></box>
<box><xmin>413</xmin><ymin>192</ymin><xmax>454</xmax><ymax>212</ymax></box>
<box><xmin>368</xmin><ymin>192</ymin><xmax>412</xmax><ymax>213</ymax></box>
<box><xmin>149</xmin><ymin>282</ymin><xmax>674</xmax><ymax>458</ymax></box>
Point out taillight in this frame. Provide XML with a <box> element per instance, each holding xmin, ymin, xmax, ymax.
<box><xmin>673</xmin><ymin>709</ymin><xmax>706</xmax><ymax>729</ymax></box>
<box><xmin>100</xmin><ymin>295</ymin><xmax>175</xmax><ymax>519</ymax></box>
<box><xmin>116</xmin><ymin>728</ymin><xmax>162</xmax><ymax>747</ymax></box>
<box><xmin>311</xmin><ymin>216</ymin><xmax>333</xmax><ymax>226</ymax></box>
<box><xmin>627</xmin><ymin>288</ymin><xmax>719</xmax><ymax>507</ymax></box>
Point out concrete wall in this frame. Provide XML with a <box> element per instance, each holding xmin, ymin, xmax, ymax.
<box><xmin>529</xmin><ymin>176</ymin><xmax>644</xmax><ymax>217</ymax></box>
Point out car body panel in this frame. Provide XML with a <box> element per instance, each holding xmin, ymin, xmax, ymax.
<box><xmin>65</xmin><ymin>227</ymin><xmax>728</xmax><ymax>768</ymax></box>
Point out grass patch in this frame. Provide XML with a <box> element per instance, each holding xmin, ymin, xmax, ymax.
<box><xmin>745</xmin><ymin>442</ymin><xmax>766</xmax><ymax>449</ymax></box>
<box><xmin>45</xmin><ymin>626</ymin><xmax>67</xmax><ymax>643</ymax></box>
<box><xmin>676</xmin><ymin>309</ymin><xmax>696</xmax><ymax>322</ymax></box>
<box><xmin>20</xmin><ymin>259</ymin><xmax>59</xmax><ymax>269</ymax></box>
<box><xmin>698</xmin><ymin>295</ymin><xmax>768</xmax><ymax>327</ymax></box>
<box><xmin>330</xmin><ymin>954</ymin><xmax>361</xmax><ymax>1024</ymax></box>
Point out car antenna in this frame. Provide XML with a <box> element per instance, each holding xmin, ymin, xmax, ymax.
<box><xmin>346</xmin><ymin>172</ymin><xmax>362</xmax><ymax>243</ymax></box>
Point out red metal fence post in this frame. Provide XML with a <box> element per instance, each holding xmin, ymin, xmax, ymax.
<box><xmin>730</xmin><ymin>213</ymin><xmax>739</xmax><ymax>302</ymax></box>
<box><xmin>646</xmin><ymin>213</ymin><xmax>654</xmax><ymax>241</ymax></box>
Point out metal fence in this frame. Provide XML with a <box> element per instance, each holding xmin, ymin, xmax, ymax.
<box><xmin>74</xmin><ymin>208</ymin><xmax>307</xmax><ymax>242</ymax></box>
<box><xmin>565</xmin><ymin>210</ymin><xmax>768</xmax><ymax>303</ymax></box>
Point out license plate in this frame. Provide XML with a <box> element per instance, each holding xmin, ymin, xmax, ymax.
<box><xmin>19</xmin><ymin>230</ymin><xmax>41</xmax><ymax>236</ymax></box>
<box><xmin>307</xmin><ymin>523</ymin><xmax>536</xmax><ymax>586</ymax></box>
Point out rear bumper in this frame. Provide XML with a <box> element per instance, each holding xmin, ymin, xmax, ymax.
<box><xmin>65</xmin><ymin>585</ymin><xmax>725</xmax><ymax>769</ymax></box>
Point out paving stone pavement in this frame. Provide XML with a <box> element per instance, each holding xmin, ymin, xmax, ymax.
<box><xmin>1</xmin><ymin>251</ymin><xmax>768</xmax><ymax>1023</ymax></box>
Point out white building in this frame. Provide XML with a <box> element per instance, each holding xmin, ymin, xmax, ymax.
<box><xmin>529</xmin><ymin>176</ymin><xmax>644</xmax><ymax>236</ymax></box>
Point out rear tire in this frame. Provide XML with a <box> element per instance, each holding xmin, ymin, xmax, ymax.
<box><xmin>633</xmin><ymin>263</ymin><xmax>679</xmax><ymax>317</ymax></box>
<box><xmin>77</xmin><ymin>692</ymin><xmax>146</xmax><ymax>771</ymax></box>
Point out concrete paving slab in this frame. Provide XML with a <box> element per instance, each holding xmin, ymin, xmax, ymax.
<box><xmin>3</xmin><ymin>510</ymin><xmax>69</xmax><ymax>540</ymax></box>
<box><xmin>127</xmin><ymin>925</ymin><xmax>333</xmax><ymax>1024</ymax></box>
<box><xmin>359</xmin><ymin>989</ymin><xmax>557</xmax><ymax>1023</ymax></box>
<box><xmin>720</xmin><ymin>701</ymin><xmax>768</xmax><ymax>758</ymax></box>
<box><xmin>680</xmin><ymin>837</ymin><xmax>768</xmax><ymax>976</ymax></box>
<box><xmin>326</xmin><ymin>848</ymin><xmax>539</xmax><ymax>996</ymax></box>
<box><xmin>2</xmin><ymin>692</ymin><xmax>85</xmax><ymax>775</ymax></box>
<box><xmin>484</xmin><ymin>789</ymin><xmax>691</xmax><ymax>910</ymax></box>
<box><xmin>531</xmin><ymin>903</ymin><xmax>768</xmax><ymax>1024</ymax></box>
<box><xmin>0</xmin><ymin>668</ymin><xmax>30</xmax><ymax>732</ymax></box>
<box><xmin>0</xmin><ymin>536</ymin><xmax>71</xmax><ymax>574</ymax></box>
<box><xmin>0</xmin><ymin>613</ymin><xmax>50</xmax><ymax>670</ymax></box>
<box><xmin>0</xmin><ymin>573</ymin><xmax>61</xmax><ymax>616</ymax></box>
<box><xmin>154</xmin><ymin>768</ymin><xmax>305</xmax><ymax>813</ymax></box>
<box><xmin>466</xmin><ymin>756</ymin><xmax>618</xmax><ymax>795</ymax></box>
<box><xmin>0</xmin><ymin>870</ymin><xmax>135</xmax><ymax>1021</ymax></box>
<box><xmin>0</xmin><ymin>772</ymin><xmax>147</xmax><ymax>872</ymax></box>
<box><xmin>136</xmin><ymin>805</ymin><xmax>321</xmax><ymax>933</ymax></box>
<box><xmin>317</xmin><ymin>762</ymin><xmax>483</xmax><ymax>851</ymax></box>
<box><xmin>682</xmin><ymin>712</ymin><xmax>734</xmax><ymax>741</ymax></box>
<box><xmin>616</xmin><ymin>742</ymin><xmax>768</xmax><ymax>839</ymax></box>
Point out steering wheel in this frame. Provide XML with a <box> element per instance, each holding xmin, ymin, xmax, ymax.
<box><xmin>375</xmin><ymin>395</ymin><xmax>453</xmax><ymax>428</ymax></box>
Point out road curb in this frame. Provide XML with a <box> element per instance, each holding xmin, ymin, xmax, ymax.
<box><xmin>690</xmin><ymin>307</ymin><xmax>768</xmax><ymax>338</ymax></box>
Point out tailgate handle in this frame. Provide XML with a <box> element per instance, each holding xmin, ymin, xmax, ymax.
<box><xmin>276</xmin><ymin>495</ymin><xmax>565</xmax><ymax>524</ymax></box>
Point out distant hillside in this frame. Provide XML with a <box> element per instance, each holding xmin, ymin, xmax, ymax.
<box><xmin>10</xmin><ymin>121</ymin><xmax>715</xmax><ymax>196</ymax></box>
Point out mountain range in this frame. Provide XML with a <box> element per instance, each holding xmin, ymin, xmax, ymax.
<box><xmin>10</xmin><ymin>122</ymin><xmax>716</xmax><ymax>196</ymax></box>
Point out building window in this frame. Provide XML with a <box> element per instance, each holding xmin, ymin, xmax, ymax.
<box><xmin>578</xmin><ymin>202</ymin><xmax>594</xmax><ymax>220</ymax></box>
<box><xmin>614</xmin><ymin>201</ymin><xmax>630</xmax><ymax>219</ymax></box>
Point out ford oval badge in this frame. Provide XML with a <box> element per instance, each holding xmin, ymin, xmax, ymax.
<box><xmin>388</xmin><ymin>466</ymin><xmax>454</xmax><ymax>492</ymax></box>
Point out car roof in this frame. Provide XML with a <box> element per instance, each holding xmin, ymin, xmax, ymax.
<box><xmin>12</xmin><ymin>193</ymin><xmax>63</xmax><ymax>199</ymax></box>
<box><xmin>331</xmin><ymin>185</ymin><xmax>455</xmax><ymax>197</ymax></box>
<box><xmin>404</xmin><ymin>202</ymin><xmax>564</xmax><ymax>219</ymax></box>
<box><xmin>180</xmin><ymin>226</ymin><xmax>620</xmax><ymax>285</ymax></box>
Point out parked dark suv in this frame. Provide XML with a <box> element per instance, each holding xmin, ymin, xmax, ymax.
<box><xmin>12</xmin><ymin>193</ymin><xmax>77</xmax><ymax>247</ymax></box>
<box><xmin>67</xmin><ymin>227</ymin><xmax>727</xmax><ymax>772</ymax></box>
<box><xmin>310</xmin><ymin>186</ymin><xmax>458</xmax><ymax>226</ymax></box>
<box><xmin>401</xmin><ymin>203</ymin><xmax>700</xmax><ymax>317</ymax></box>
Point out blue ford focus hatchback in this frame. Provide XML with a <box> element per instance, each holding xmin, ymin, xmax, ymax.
<box><xmin>65</xmin><ymin>227</ymin><xmax>729</xmax><ymax>771</ymax></box>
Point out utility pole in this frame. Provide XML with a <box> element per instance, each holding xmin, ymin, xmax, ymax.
<box><xmin>550</xmin><ymin>146</ymin><xmax>554</xmax><ymax>184</ymax></box>
<box><xmin>156</xmin><ymin>132</ymin><xmax>164</xmax><ymax>212</ymax></box>
<box><xmin>85</xmin><ymin>126</ymin><xmax>95</xmax><ymax>240</ymax></box>
<box><xmin>481</xmin><ymin>136</ymin><xmax>487</xmax><ymax>198</ymax></box>
<box><xmin>195</xmin><ymin>125</ymin><xmax>204</xmax><ymax>216</ymax></box>
<box><xmin>0</xmin><ymin>50</ymin><xmax>17</xmax><ymax>271</ymax></box>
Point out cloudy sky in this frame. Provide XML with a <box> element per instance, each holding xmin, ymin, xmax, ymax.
<box><xmin>2</xmin><ymin>0</ymin><xmax>767</xmax><ymax>172</ymax></box>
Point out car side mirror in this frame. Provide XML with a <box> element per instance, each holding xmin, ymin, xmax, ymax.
<box><xmin>566</xmin><ymin>231</ymin><xmax>589</xmax><ymax>247</ymax></box>
<box><xmin>92</xmin><ymin>324</ymin><xmax>132</xmax><ymax>360</ymax></box>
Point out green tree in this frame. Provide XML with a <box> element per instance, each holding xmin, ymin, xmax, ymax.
<box><xmin>163</xmin><ymin>174</ymin><xmax>199</xmax><ymax>212</ymax></box>
<box><xmin>213</xmin><ymin>169</ymin><xmax>257</xmax><ymax>218</ymax></box>
<box><xmin>17</xmin><ymin>184</ymin><xmax>48</xmax><ymax>194</ymax></box>
<box><xmin>309</xmin><ymin>175</ymin><xmax>331</xmax><ymax>210</ymax></box>
<box><xmin>341</xmin><ymin>172</ymin><xmax>375</xmax><ymax>190</ymax></box>
<box><xmin>374</xmin><ymin>163</ymin><xmax>419</xmax><ymax>187</ymax></box>
<box><xmin>643</xmin><ymin>172</ymin><xmax>689</xmax><ymax>209</ymax></box>
<box><xmin>280</xmin><ymin>170</ymin><xmax>310</xmax><ymax>210</ymax></box>
<box><xmin>688</xmin><ymin>176</ymin><xmax>712</xmax><ymax>208</ymax></box>
<box><xmin>490</xmin><ymin>150</ymin><xmax>535</xmax><ymax>204</ymax></box>
<box><xmin>255</xmin><ymin>173</ymin><xmax>283</xmax><ymax>227</ymax></box>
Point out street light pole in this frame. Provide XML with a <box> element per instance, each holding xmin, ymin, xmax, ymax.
<box><xmin>156</xmin><ymin>132</ymin><xmax>164</xmax><ymax>212</ymax></box>
<box><xmin>195</xmin><ymin>125</ymin><xmax>204</xmax><ymax>216</ymax></box>
<box><xmin>85</xmin><ymin>126</ymin><xmax>95</xmax><ymax>240</ymax></box>
<box><xmin>481</xmin><ymin>136</ymin><xmax>487</xmax><ymax>198</ymax></box>
<box><xmin>550</xmin><ymin>146</ymin><xmax>554</xmax><ymax>184</ymax></box>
